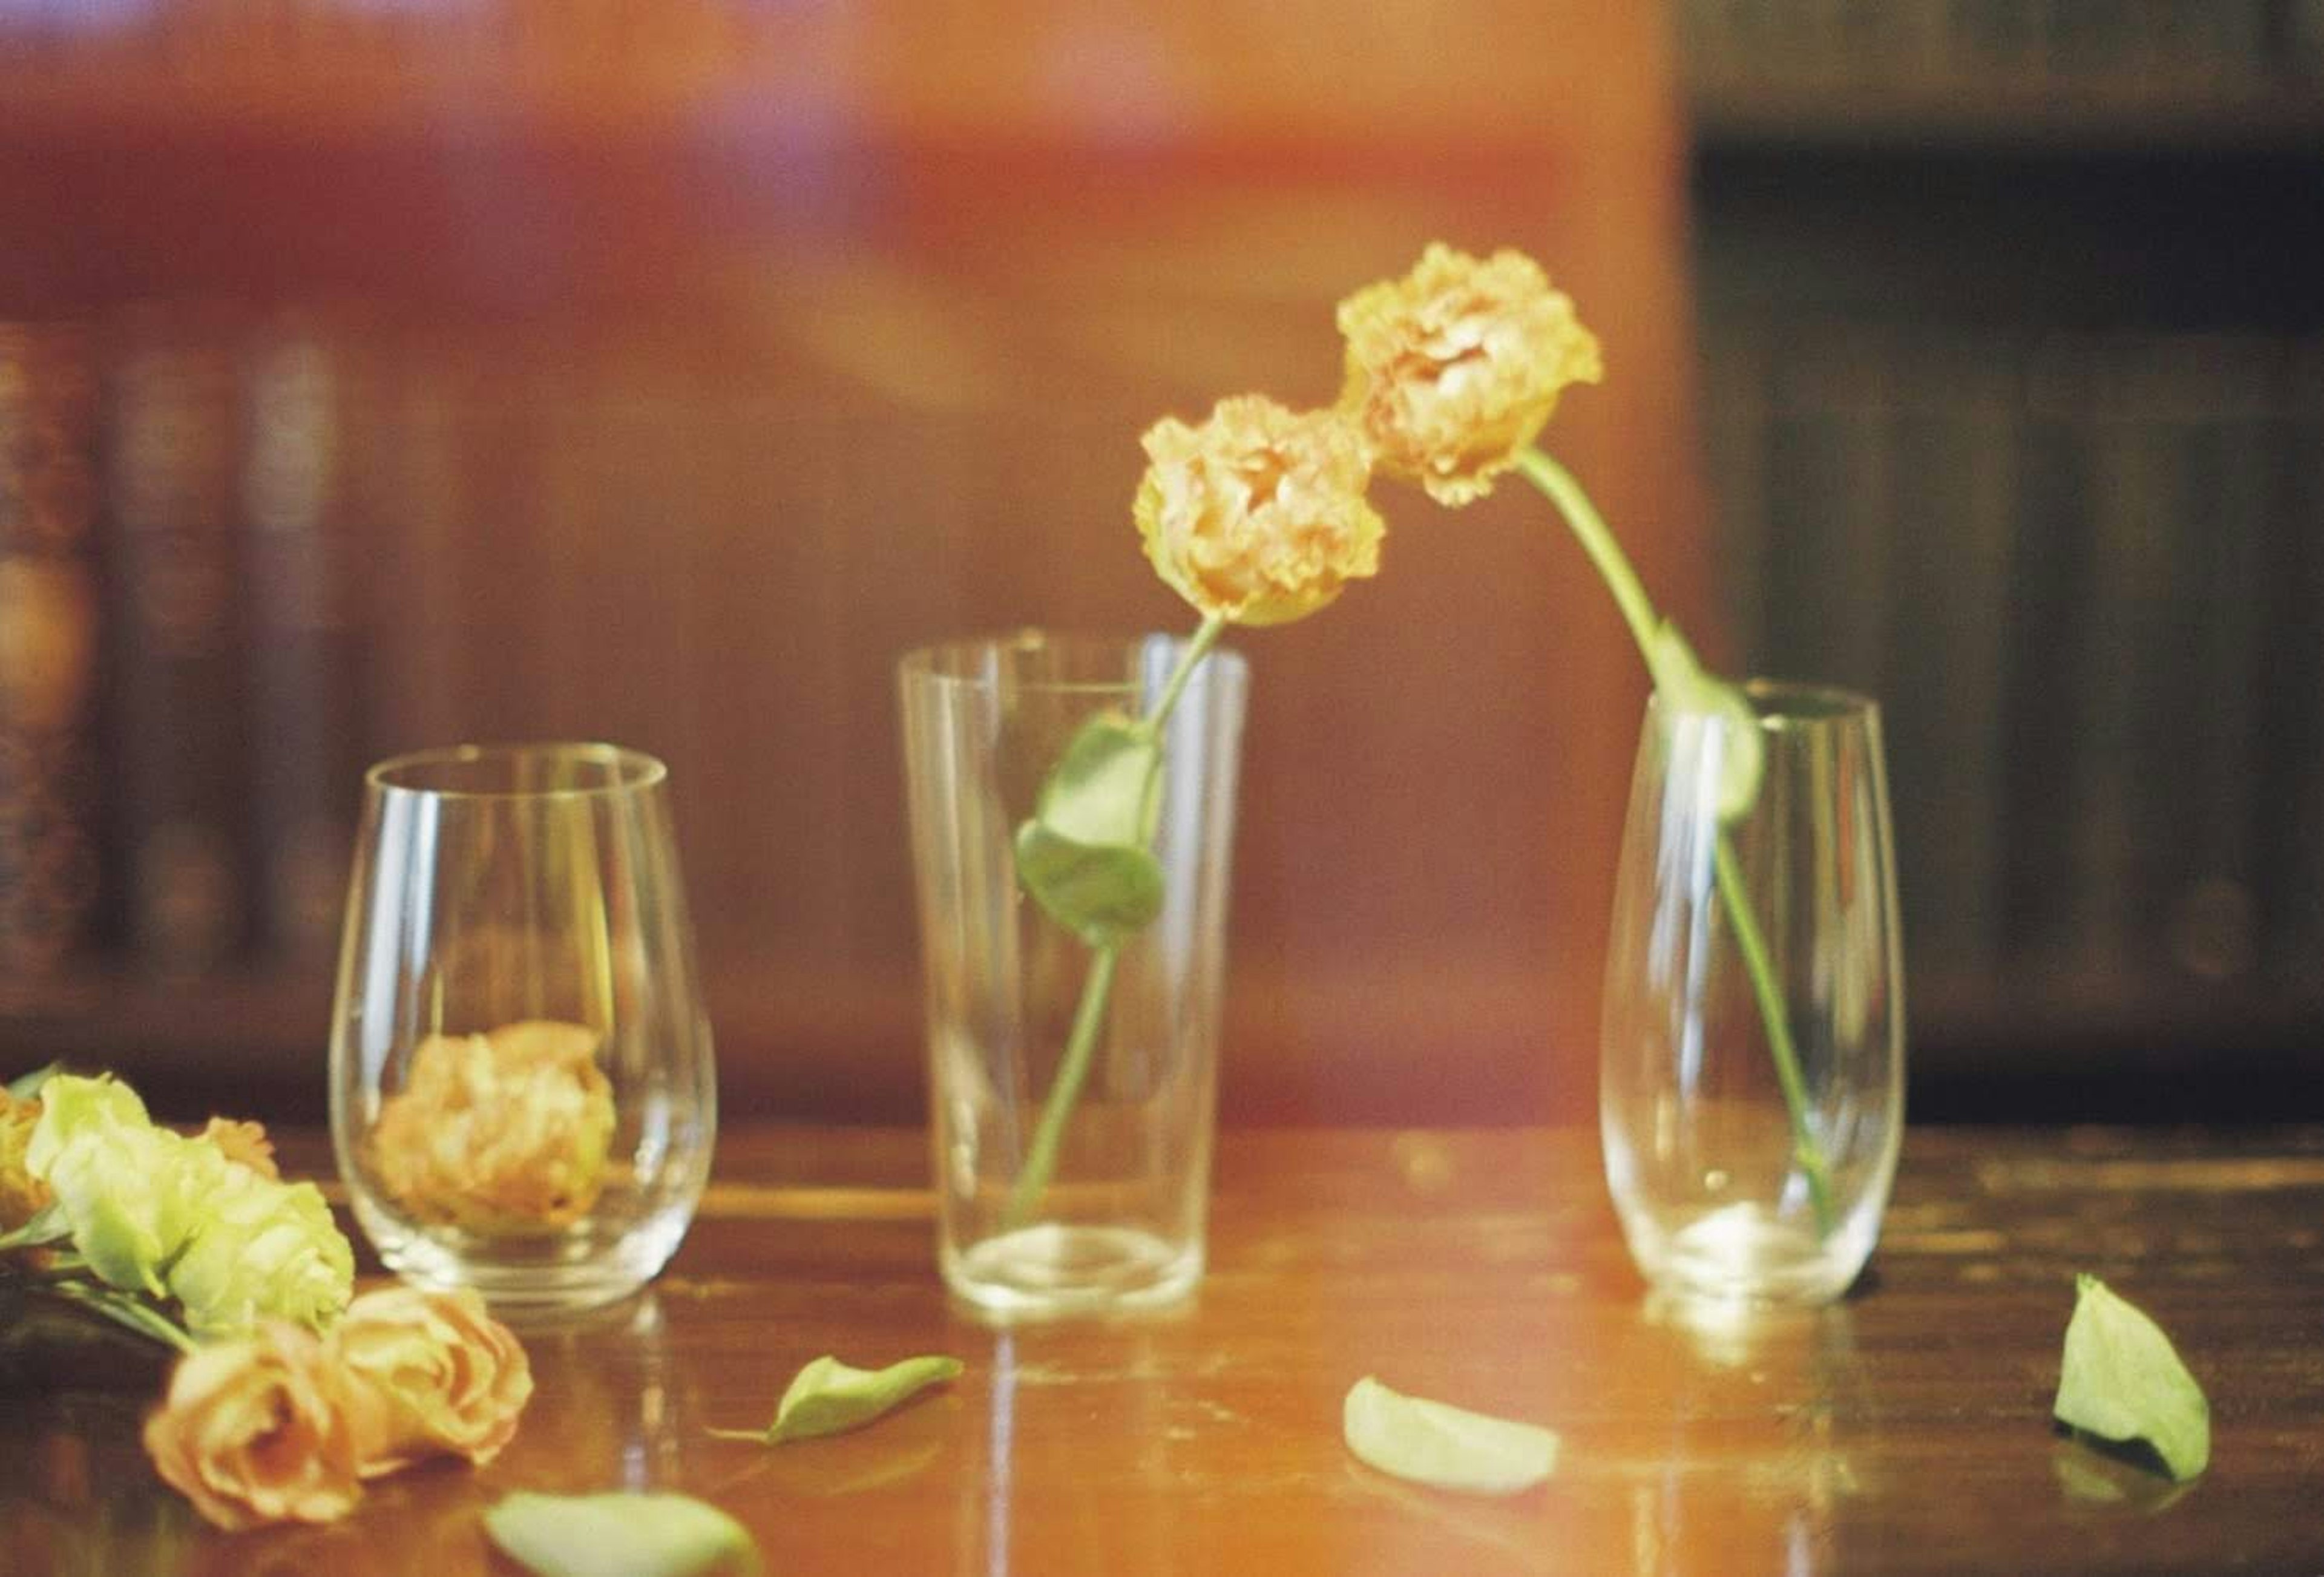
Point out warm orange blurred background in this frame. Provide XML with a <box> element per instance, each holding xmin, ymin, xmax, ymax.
<box><xmin>2</xmin><ymin>2</ymin><xmax>2320</xmax><ymax>1127</ymax></box>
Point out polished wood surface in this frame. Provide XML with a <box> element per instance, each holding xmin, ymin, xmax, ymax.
<box><xmin>10</xmin><ymin>1121</ymin><xmax>2323</xmax><ymax>1575</ymax></box>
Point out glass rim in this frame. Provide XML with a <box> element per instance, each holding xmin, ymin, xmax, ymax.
<box><xmin>364</xmin><ymin>741</ymin><xmax>668</xmax><ymax>799</ymax></box>
<box><xmin>898</xmin><ymin>628</ymin><xmax>1248</xmax><ymax>691</ymax></box>
<box><xmin>1650</xmin><ymin>678</ymin><xmax>1881</xmax><ymax>731</ymax></box>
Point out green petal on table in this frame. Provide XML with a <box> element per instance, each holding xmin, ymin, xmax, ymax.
<box><xmin>484</xmin><ymin>1492</ymin><xmax>760</xmax><ymax>1577</ymax></box>
<box><xmin>713</xmin><ymin>1354</ymin><xmax>965</xmax><ymax>1445</ymax></box>
<box><xmin>2054</xmin><ymin>1273</ymin><xmax>2210</xmax><ymax>1481</ymax></box>
<box><xmin>1342</xmin><ymin>1375</ymin><xmax>1560</xmax><ymax>1497</ymax></box>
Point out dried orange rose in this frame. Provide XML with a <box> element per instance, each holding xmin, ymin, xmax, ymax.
<box><xmin>370</xmin><ymin>1020</ymin><xmax>615</xmax><ymax>1231</ymax></box>
<box><xmin>197</xmin><ymin>1116</ymin><xmax>279</xmax><ymax>1181</ymax></box>
<box><xmin>1336</xmin><ymin>242</ymin><xmax>1603</xmax><ymax>506</ymax></box>
<box><xmin>0</xmin><ymin>1089</ymin><xmax>50</xmax><ymax>1230</ymax></box>
<box><xmin>1134</xmin><ymin>395</ymin><xmax>1384</xmax><ymax>627</ymax></box>
<box><xmin>142</xmin><ymin>1322</ymin><xmax>364</xmax><ymax>1532</ymax></box>
<box><xmin>334</xmin><ymin>1285</ymin><xmax>532</xmax><ymax>1476</ymax></box>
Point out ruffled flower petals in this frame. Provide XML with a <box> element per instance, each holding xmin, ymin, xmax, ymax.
<box><xmin>142</xmin><ymin>1323</ymin><xmax>365</xmax><ymax>1532</ymax></box>
<box><xmin>199</xmin><ymin>1117</ymin><xmax>281</xmax><ymax>1181</ymax></box>
<box><xmin>1336</xmin><ymin>242</ymin><xmax>1603</xmax><ymax>506</ymax></box>
<box><xmin>166</xmin><ymin>1168</ymin><xmax>355</xmax><ymax>1342</ymax></box>
<box><xmin>372</xmin><ymin>1021</ymin><xmax>617</xmax><ymax>1232</ymax></box>
<box><xmin>334</xmin><ymin>1285</ymin><xmax>534</xmax><ymax>1477</ymax></box>
<box><xmin>1134</xmin><ymin>395</ymin><xmax>1384</xmax><ymax>627</ymax></box>
<box><xmin>0</xmin><ymin>1088</ymin><xmax>50</xmax><ymax>1230</ymax></box>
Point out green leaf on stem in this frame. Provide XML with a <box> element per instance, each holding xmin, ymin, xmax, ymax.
<box><xmin>484</xmin><ymin>1492</ymin><xmax>760</xmax><ymax>1577</ymax></box>
<box><xmin>1013</xmin><ymin>822</ymin><xmax>1164</xmax><ymax>947</ymax></box>
<box><xmin>710</xmin><ymin>1354</ymin><xmax>964</xmax><ymax>1445</ymax></box>
<box><xmin>2054</xmin><ymin>1273</ymin><xmax>2210</xmax><ymax>1481</ymax></box>
<box><xmin>1342</xmin><ymin>1375</ymin><xmax>1560</xmax><ymax>1497</ymax></box>
<box><xmin>1013</xmin><ymin>709</ymin><xmax>1168</xmax><ymax>946</ymax></box>
<box><xmin>1034</xmin><ymin>710</ymin><xmax>1161</xmax><ymax>845</ymax></box>
<box><xmin>1647</xmin><ymin>623</ymin><xmax>1763</xmax><ymax>823</ymax></box>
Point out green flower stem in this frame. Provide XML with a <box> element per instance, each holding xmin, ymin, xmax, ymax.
<box><xmin>1002</xmin><ymin>617</ymin><xmax>1225</xmax><ymax>1230</ymax></box>
<box><xmin>1714</xmin><ymin>841</ymin><xmax>1837</xmax><ymax>1233</ymax></box>
<box><xmin>1149</xmin><ymin>615</ymin><xmax>1228</xmax><ymax>733</ymax></box>
<box><xmin>1515</xmin><ymin>447</ymin><xmax>1836</xmax><ymax>1239</ymax></box>
<box><xmin>39</xmin><ymin>1277</ymin><xmax>198</xmax><ymax>1354</ymax></box>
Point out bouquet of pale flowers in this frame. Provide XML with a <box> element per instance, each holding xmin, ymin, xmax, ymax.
<box><xmin>1012</xmin><ymin>242</ymin><xmax>1826</xmax><ymax>1232</ymax></box>
<box><xmin>0</xmin><ymin>1066</ymin><xmax>533</xmax><ymax>1531</ymax></box>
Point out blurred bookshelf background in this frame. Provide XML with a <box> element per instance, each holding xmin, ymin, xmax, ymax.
<box><xmin>1682</xmin><ymin>0</ymin><xmax>2324</xmax><ymax>1119</ymax></box>
<box><xmin>0</xmin><ymin>1</ymin><xmax>2319</xmax><ymax>1126</ymax></box>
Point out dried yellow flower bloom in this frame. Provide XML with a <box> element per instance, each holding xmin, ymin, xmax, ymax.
<box><xmin>371</xmin><ymin>1020</ymin><xmax>616</xmax><ymax>1233</ymax></box>
<box><xmin>1134</xmin><ymin>395</ymin><xmax>1384</xmax><ymax>627</ymax></box>
<box><xmin>1336</xmin><ymin>243</ymin><xmax>1603</xmax><ymax>506</ymax></box>
<box><xmin>198</xmin><ymin>1116</ymin><xmax>280</xmax><ymax>1181</ymax></box>
<box><xmin>0</xmin><ymin>1089</ymin><xmax>50</xmax><ymax>1230</ymax></box>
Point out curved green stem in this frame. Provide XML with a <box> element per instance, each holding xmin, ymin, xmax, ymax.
<box><xmin>1002</xmin><ymin>945</ymin><xmax>1119</xmax><ymax>1230</ymax></box>
<box><xmin>1714</xmin><ymin>841</ymin><xmax>1836</xmax><ymax>1233</ymax></box>
<box><xmin>1149</xmin><ymin>614</ymin><xmax>1228</xmax><ymax>734</ymax></box>
<box><xmin>1516</xmin><ymin>446</ymin><xmax>1835</xmax><ymax>1239</ymax></box>
<box><xmin>40</xmin><ymin>1279</ymin><xmax>199</xmax><ymax>1354</ymax></box>
<box><xmin>1004</xmin><ymin>621</ymin><xmax>1223</xmax><ymax>1231</ymax></box>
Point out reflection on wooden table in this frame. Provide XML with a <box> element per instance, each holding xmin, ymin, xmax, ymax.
<box><xmin>6</xmin><ymin>1123</ymin><xmax>2323</xmax><ymax>1575</ymax></box>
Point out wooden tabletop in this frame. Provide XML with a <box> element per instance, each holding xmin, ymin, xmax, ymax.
<box><xmin>7</xmin><ymin>1121</ymin><xmax>2324</xmax><ymax>1575</ymax></box>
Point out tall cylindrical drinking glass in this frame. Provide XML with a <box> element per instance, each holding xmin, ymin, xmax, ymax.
<box><xmin>900</xmin><ymin>632</ymin><xmax>1246</xmax><ymax>1318</ymax></box>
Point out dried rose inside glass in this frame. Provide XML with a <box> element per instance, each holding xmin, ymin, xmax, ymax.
<box><xmin>371</xmin><ymin>1020</ymin><xmax>617</xmax><ymax>1233</ymax></box>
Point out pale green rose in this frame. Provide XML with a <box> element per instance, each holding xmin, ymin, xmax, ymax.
<box><xmin>26</xmin><ymin>1071</ymin><xmax>355</xmax><ymax>1336</ymax></box>
<box><xmin>168</xmin><ymin>1165</ymin><xmax>354</xmax><ymax>1340</ymax></box>
<box><xmin>25</xmin><ymin>1074</ymin><xmax>208</xmax><ymax>1296</ymax></box>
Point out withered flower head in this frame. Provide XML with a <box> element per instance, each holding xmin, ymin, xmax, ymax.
<box><xmin>370</xmin><ymin>1020</ymin><xmax>617</xmax><ymax>1233</ymax></box>
<box><xmin>142</xmin><ymin>1322</ymin><xmax>364</xmax><ymax>1532</ymax></box>
<box><xmin>334</xmin><ymin>1285</ymin><xmax>533</xmax><ymax>1477</ymax></box>
<box><xmin>197</xmin><ymin>1116</ymin><xmax>280</xmax><ymax>1181</ymax></box>
<box><xmin>1134</xmin><ymin>395</ymin><xmax>1384</xmax><ymax>627</ymax></box>
<box><xmin>0</xmin><ymin>1088</ymin><xmax>50</xmax><ymax>1230</ymax></box>
<box><xmin>1336</xmin><ymin>243</ymin><xmax>1603</xmax><ymax>506</ymax></box>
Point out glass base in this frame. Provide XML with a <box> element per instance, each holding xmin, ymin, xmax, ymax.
<box><xmin>944</xmin><ymin>1224</ymin><xmax>1200</xmax><ymax>1320</ymax></box>
<box><xmin>355</xmin><ymin>1196</ymin><xmax>694</xmax><ymax>1320</ymax></box>
<box><xmin>1618</xmin><ymin>1201</ymin><xmax>1869</xmax><ymax>1308</ymax></box>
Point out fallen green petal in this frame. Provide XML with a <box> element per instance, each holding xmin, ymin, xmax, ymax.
<box><xmin>713</xmin><ymin>1354</ymin><xmax>964</xmax><ymax>1444</ymax></box>
<box><xmin>484</xmin><ymin>1492</ymin><xmax>759</xmax><ymax>1577</ymax></box>
<box><xmin>1342</xmin><ymin>1375</ymin><xmax>1559</xmax><ymax>1497</ymax></box>
<box><xmin>2054</xmin><ymin>1273</ymin><xmax>2210</xmax><ymax>1481</ymax></box>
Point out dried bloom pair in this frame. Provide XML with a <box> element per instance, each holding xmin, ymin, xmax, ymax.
<box><xmin>1006</xmin><ymin>245</ymin><xmax>1610</xmax><ymax>1226</ymax></box>
<box><xmin>1133</xmin><ymin>243</ymin><xmax>1603</xmax><ymax>629</ymax></box>
<box><xmin>142</xmin><ymin>1284</ymin><xmax>534</xmax><ymax>1532</ymax></box>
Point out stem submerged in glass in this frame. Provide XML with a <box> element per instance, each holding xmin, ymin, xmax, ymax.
<box><xmin>1515</xmin><ymin>448</ymin><xmax>1836</xmax><ymax>1238</ymax></box>
<box><xmin>1002</xmin><ymin>615</ymin><xmax>1227</xmax><ymax>1231</ymax></box>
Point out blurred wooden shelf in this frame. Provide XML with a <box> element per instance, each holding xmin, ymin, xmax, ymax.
<box><xmin>1690</xmin><ymin>73</ymin><xmax>2324</xmax><ymax>154</ymax></box>
<box><xmin>1906</xmin><ymin>960</ymin><xmax>2324</xmax><ymax>1122</ymax></box>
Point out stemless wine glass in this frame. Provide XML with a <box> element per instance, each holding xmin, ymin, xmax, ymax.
<box><xmin>1601</xmin><ymin>683</ymin><xmax>1905</xmax><ymax>1306</ymax></box>
<box><xmin>330</xmin><ymin>743</ymin><xmax>716</xmax><ymax>1314</ymax></box>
